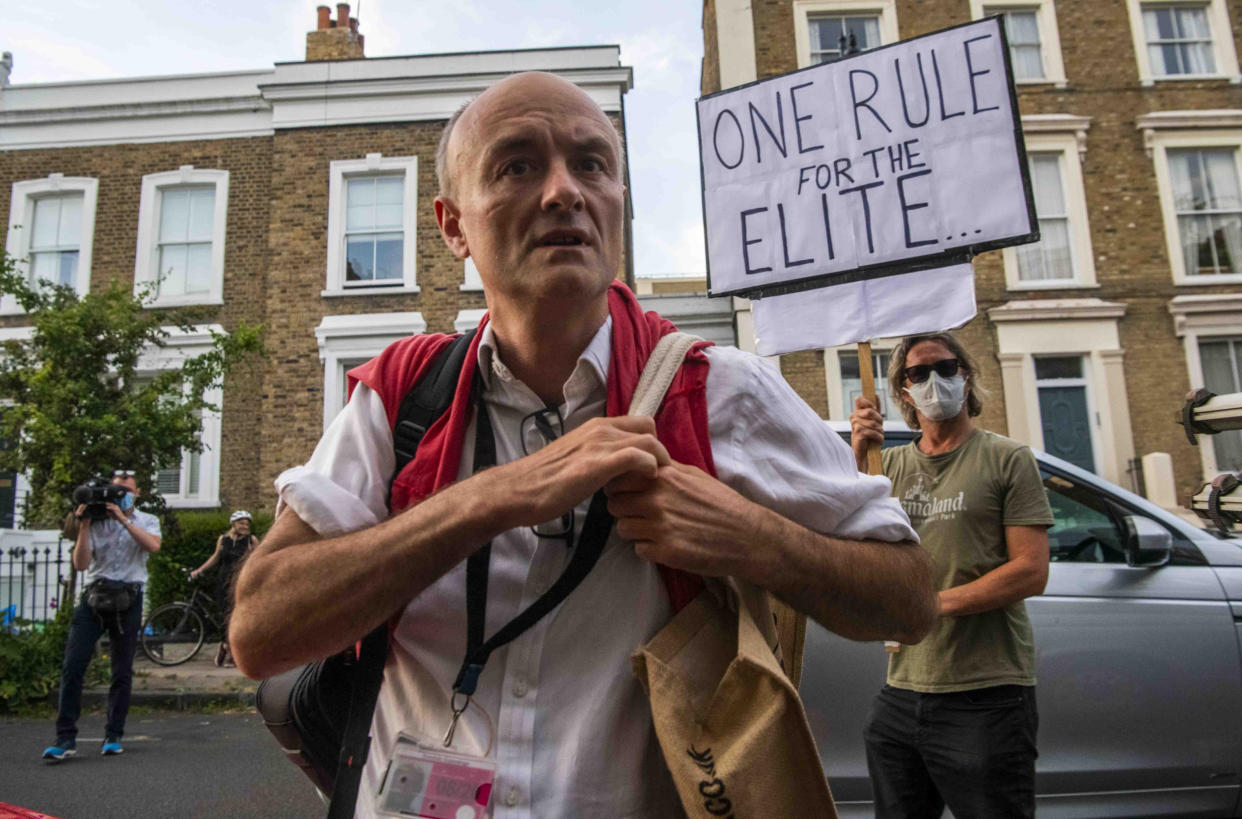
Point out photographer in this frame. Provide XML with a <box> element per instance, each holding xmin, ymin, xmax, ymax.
<box><xmin>42</xmin><ymin>471</ymin><xmax>161</xmax><ymax>762</ymax></box>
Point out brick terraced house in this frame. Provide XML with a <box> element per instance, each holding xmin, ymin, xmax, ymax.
<box><xmin>703</xmin><ymin>0</ymin><xmax>1242</xmax><ymax>504</ymax></box>
<box><xmin>0</xmin><ymin>6</ymin><xmax>635</xmax><ymax>522</ymax></box>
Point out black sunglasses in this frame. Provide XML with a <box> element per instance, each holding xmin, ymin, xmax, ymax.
<box><xmin>903</xmin><ymin>358</ymin><xmax>960</xmax><ymax>384</ymax></box>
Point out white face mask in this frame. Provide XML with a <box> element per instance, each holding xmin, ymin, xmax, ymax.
<box><xmin>904</xmin><ymin>371</ymin><xmax>967</xmax><ymax>421</ymax></box>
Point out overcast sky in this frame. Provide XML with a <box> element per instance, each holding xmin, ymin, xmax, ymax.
<box><xmin>6</xmin><ymin>0</ymin><xmax>708</xmax><ymax>277</ymax></box>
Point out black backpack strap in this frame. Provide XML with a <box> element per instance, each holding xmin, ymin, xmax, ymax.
<box><xmin>390</xmin><ymin>328</ymin><xmax>477</xmax><ymax>495</ymax></box>
<box><xmin>327</xmin><ymin>625</ymin><xmax>388</xmax><ymax>819</ymax></box>
<box><xmin>326</xmin><ymin>328</ymin><xmax>477</xmax><ymax>818</ymax></box>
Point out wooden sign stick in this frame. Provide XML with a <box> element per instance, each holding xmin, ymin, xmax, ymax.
<box><xmin>857</xmin><ymin>341</ymin><xmax>883</xmax><ymax>476</ymax></box>
<box><xmin>859</xmin><ymin>340</ymin><xmax>902</xmax><ymax>654</ymax></box>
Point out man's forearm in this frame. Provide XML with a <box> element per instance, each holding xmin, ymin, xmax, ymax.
<box><xmin>125</xmin><ymin>520</ymin><xmax>160</xmax><ymax>553</ymax></box>
<box><xmin>756</xmin><ymin>512</ymin><xmax>937</xmax><ymax>644</ymax></box>
<box><xmin>938</xmin><ymin>559</ymin><xmax>1045</xmax><ymax>618</ymax></box>
<box><xmin>608</xmin><ymin>462</ymin><xmax>937</xmax><ymax>644</ymax></box>
<box><xmin>231</xmin><ymin>415</ymin><xmax>670</xmax><ymax>679</ymax></box>
<box><xmin>230</xmin><ymin>479</ymin><xmax>502</xmax><ymax>679</ymax></box>
<box><xmin>73</xmin><ymin>524</ymin><xmax>91</xmax><ymax>572</ymax></box>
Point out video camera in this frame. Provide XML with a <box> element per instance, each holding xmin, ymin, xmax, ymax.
<box><xmin>1180</xmin><ymin>388</ymin><xmax>1242</xmax><ymax>533</ymax></box>
<box><xmin>73</xmin><ymin>479</ymin><xmax>127</xmax><ymax>521</ymax></box>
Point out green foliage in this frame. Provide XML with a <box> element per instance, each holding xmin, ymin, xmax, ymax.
<box><xmin>0</xmin><ymin>606</ymin><xmax>108</xmax><ymax>713</ymax></box>
<box><xmin>146</xmin><ymin>510</ymin><xmax>272</xmax><ymax>613</ymax></box>
<box><xmin>0</xmin><ymin>251</ymin><xmax>263</xmax><ymax>527</ymax></box>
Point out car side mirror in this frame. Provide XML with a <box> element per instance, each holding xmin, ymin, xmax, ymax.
<box><xmin>1122</xmin><ymin>515</ymin><xmax>1172</xmax><ymax>568</ymax></box>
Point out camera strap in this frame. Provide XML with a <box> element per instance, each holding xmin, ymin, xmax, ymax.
<box><xmin>446</xmin><ymin>381</ymin><xmax>614</xmax><ymax>743</ymax></box>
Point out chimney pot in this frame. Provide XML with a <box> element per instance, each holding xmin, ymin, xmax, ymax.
<box><xmin>336</xmin><ymin>3</ymin><xmax>350</xmax><ymax>28</ymax></box>
<box><xmin>349</xmin><ymin>17</ymin><xmax>358</xmax><ymax>32</ymax></box>
<box><xmin>316</xmin><ymin>6</ymin><xmax>331</xmax><ymax>30</ymax></box>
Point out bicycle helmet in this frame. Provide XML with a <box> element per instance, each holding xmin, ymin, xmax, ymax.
<box><xmin>229</xmin><ymin>510</ymin><xmax>252</xmax><ymax>524</ymax></box>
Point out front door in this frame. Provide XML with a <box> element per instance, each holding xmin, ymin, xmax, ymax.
<box><xmin>1036</xmin><ymin>356</ymin><xmax>1096</xmax><ymax>473</ymax></box>
<box><xmin>1039</xmin><ymin>386</ymin><xmax>1094</xmax><ymax>472</ymax></box>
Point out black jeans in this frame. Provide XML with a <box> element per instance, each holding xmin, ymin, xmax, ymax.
<box><xmin>55</xmin><ymin>589</ymin><xmax>143</xmax><ymax>741</ymax></box>
<box><xmin>864</xmin><ymin>683</ymin><xmax>1038</xmax><ymax>819</ymax></box>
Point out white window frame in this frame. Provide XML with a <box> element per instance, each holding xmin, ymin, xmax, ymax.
<box><xmin>0</xmin><ymin>327</ymin><xmax>33</xmax><ymax>527</ymax></box>
<box><xmin>1170</xmin><ymin>294</ymin><xmax>1242</xmax><ymax>478</ymax></box>
<box><xmin>1003</xmin><ymin>124</ymin><xmax>1097</xmax><ymax>290</ymax></box>
<box><xmin>3</xmin><ymin>174</ymin><xmax>97</xmax><ymax>315</ymax></box>
<box><xmin>988</xmin><ymin>298</ymin><xmax>1136</xmax><ymax>486</ymax></box>
<box><xmin>972</xmin><ymin>0</ymin><xmax>1068</xmax><ymax>87</ymax></box>
<box><xmin>455</xmin><ymin>309</ymin><xmax>487</xmax><ymax>333</ymax></box>
<box><xmin>792</xmin><ymin>0</ymin><xmax>898</xmax><ymax>69</ymax></box>
<box><xmin>133</xmin><ymin>166</ymin><xmax>228</xmax><ymax>308</ymax></box>
<box><xmin>1125</xmin><ymin>0</ymin><xmax>1241</xmax><ymax>85</ymax></box>
<box><xmin>135</xmin><ymin>324</ymin><xmax>225</xmax><ymax>509</ymax></box>
<box><xmin>822</xmin><ymin>337</ymin><xmax>898</xmax><ymax>422</ymax></box>
<box><xmin>315</xmin><ymin>312</ymin><xmax>426</xmax><ymax>430</ymax></box>
<box><xmin>1145</xmin><ymin>125</ymin><xmax>1242</xmax><ymax>284</ymax></box>
<box><xmin>461</xmin><ymin>257</ymin><xmax>484</xmax><ymax>292</ymax></box>
<box><xmin>325</xmin><ymin>154</ymin><xmax>419</xmax><ymax>297</ymax></box>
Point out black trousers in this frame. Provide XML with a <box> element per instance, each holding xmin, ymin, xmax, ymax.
<box><xmin>864</xmin><ymin>683</ymin><xmax>1038</xmax><ymax>819</ymax></box>
<box><xmin>54</xmin><ymin>591</ymin><xmax>143</xmax><ymax>741</ymax></box>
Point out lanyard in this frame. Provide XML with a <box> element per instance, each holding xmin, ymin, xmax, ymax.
<box><xmin>445</xmin><ymin>382</ymin><xmax>614</xmax><ymax>746</ymax></box>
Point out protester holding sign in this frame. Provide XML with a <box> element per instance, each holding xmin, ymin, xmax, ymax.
<box><xmin>231</xmin><ymin>72</ymin><xmax>936</xmax><ymax>818</ymax></box>
<box><xmin>850</xmin><ymin>333</ymin><xmax>1052</xmax><ymax>818</ymax></box>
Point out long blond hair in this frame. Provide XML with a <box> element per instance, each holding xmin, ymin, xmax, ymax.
<box><xmin>887</xmin><ymin>333</ymin><xmax>986</xmax><ymax>430</ymax></box>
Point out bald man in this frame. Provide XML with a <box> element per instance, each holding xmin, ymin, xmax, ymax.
<box><xmin>231</xmin><ymin>72</ymin><xmax>935</xmax><ymax>818</ymax></box>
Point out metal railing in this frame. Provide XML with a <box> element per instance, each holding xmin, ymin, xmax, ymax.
<box><xmin>1</xmin><ymin>534</ymin><xmax>69</xmax><ymax>626</ymax></box>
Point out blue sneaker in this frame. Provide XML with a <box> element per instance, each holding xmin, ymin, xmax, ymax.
<box><xmin>101</xmin><ymin>736</ymin><xmax>123</xmax><ymax>756</ymax></box>
<box><xmin>42</xmin><ymin>738</ymin><xmax>76</xmax><ymax>762</ymax></box>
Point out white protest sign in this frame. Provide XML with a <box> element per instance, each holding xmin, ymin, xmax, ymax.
<box><xmin>697</xmin><ymin>16</ymin><xmax>1035</xmax><ymax>298</ymax></box>
<box><xmin>751</xmin><ymin>262</ymin><xmax>977</xmax><ymax>356</ymax></box>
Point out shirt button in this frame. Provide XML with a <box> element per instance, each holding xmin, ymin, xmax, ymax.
<box><xmin>512</xmin><ymin>677</ymin><xmax>528</xmax><ymax>698</ymax></box>
<box><xmin>504</xmin><ymin>786</ymin><xmax>521</xmax><ymax>807</ymax></box>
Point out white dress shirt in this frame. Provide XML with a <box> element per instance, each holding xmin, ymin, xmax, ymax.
<box><xmin>275</xmin><ymin>318</ymin><xmax>916</xmax><ymax>819</ymax></box>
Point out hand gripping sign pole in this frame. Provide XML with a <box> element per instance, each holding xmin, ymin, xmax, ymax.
<box><xmin>697</xmin><ymin>16</ymin><xmax>1040</xmax><ymax>670</ymax></box>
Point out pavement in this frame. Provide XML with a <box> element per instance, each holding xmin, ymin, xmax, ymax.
<box><xmin>81</xmin><ymin>641</ymin><xmax>259</xmax><ymax>710</ymax></box>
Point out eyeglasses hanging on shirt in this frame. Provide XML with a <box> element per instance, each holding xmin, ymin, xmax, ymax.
<box><xmin>445</xmin><ymin>386</ymin><xmax>615</xmax><ymax>746</ymax></box>
<box><xmin>519</xmin><ymin>406</ymin><xmax>574</xmax><ymax>542</ymax></box>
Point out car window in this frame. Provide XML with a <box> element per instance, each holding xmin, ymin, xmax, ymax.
<box><xmin>1041</xmin><ymin>471</ymin><xmax>1127</xmax><ymax>563</ymax></box>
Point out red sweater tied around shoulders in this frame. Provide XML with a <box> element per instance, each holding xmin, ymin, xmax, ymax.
<box><xmin>348</xmin><ymin>281</ymin><xmax>712</xmax><ymax>612</ymax></box>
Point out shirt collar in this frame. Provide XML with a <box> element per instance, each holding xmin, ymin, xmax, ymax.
<box><xmin>477</xmin><ymin>316</ymin><xmax>612</xmax><ymax>407</ymax></box>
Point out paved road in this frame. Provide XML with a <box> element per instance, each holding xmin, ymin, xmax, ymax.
<box><xmin>0</xmin><ymin>711</ymin><xmax>325</xmax><ymax>818</ymax></box>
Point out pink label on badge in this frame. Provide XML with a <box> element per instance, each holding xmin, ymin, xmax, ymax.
<box><xmin>417</xmin><ymin>761</ymin><xmax>494</xmax><ymax>817</ymax></box>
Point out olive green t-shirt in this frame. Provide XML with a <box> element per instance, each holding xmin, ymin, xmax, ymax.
<box><xmin>883</xmin><ymin>430</ymin><xmax>1053</xmax><ymax>692</ymax></box>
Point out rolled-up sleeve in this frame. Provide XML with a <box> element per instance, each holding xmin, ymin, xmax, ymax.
<box><xmin>703</xmin><ymin>346</ymin><xmax>917</xmax><ymax>544</ymax></box>
<box><xmin>274</xmin><ymin>384</ymin><xmax>394</xmax><ymax>537</ymax></box>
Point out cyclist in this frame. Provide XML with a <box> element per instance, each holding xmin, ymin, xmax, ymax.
<box><xmin>190</xmin><ymin>511</ymin><xmax>257</xmax><ymax>667</ymax></box>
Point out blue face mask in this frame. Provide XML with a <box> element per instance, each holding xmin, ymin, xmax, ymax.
<box><xmin>119</xmin><ymin>492</ymin><xmax>135</xmax><ymax>511</ymax></box>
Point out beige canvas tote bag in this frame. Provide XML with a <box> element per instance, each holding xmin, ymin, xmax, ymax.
<box><xmin>628</xmin><ymin>332</ymin><xmax>838</xmax><ymax>819</ymax></box>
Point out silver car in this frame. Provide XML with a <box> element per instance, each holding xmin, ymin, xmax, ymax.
<box><xmin>815</xmin><ymin>424</ymin><xmax>1242</xmax><ymax>818</ymax></box>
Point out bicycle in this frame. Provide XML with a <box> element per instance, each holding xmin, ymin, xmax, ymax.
<box><xmin>139</xmin><ymin>568</ymin><xmax>226</xmax><ymax>666</ymax></box>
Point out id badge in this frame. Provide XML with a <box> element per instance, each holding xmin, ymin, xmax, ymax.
<box><xmin>377</xmin><ymin>733</ymin><xmax>497</xmax><ymax>819</ymax></box>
